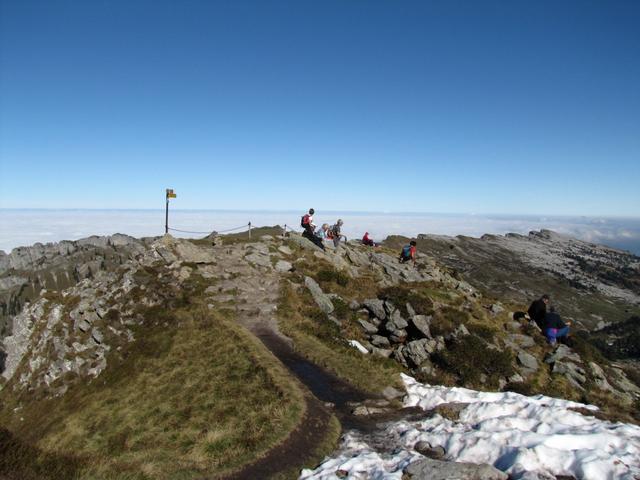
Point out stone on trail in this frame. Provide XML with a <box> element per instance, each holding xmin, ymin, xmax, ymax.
<box><xmin>304</xmin><ymin>276</ymin><xmax>334</xmax><ymax>314</ymax></box>
<box><xmin>274</xmin><ymin>260</ymin><xmax>293</xmax><ymax>273</ymax></box>
<box><xmin>404</xmin><ymin>457</ymin><xmax>508</xmax><ymax>480</ymax></box>
<box><xmin>244</xmin><ymin>252</ymin><xmax>272</xmax><ymax>269</ymax></box>
<box><xmin>277</xmin><ymin>245</ymin><xmax>293</xmax><ymax>256</ymax></box>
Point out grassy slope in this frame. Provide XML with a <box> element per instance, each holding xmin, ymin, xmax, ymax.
<box><xmin>0</xmin><ymin>268</ymin><xmax>308</xmax><ymax>479</ymax></box>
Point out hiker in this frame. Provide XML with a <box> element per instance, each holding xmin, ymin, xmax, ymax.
<box><xmin>528</xmin><ymin>294</ymin><xmax>549</xmax><ymax>331</ymax></box>
<box><xmin>300</xmin><ymin>208</ymin><xmax>325</xmax><ymax>251</ymax></box>
<box><xmin>399</xmin><ymin>240</ymin><xmax>417</xmax><ymax>265</ymax></box>
<box><xmin>328</xmin><ymin>219</ymin><xmax>344</xmax><ymax>247</ymax></box>
<box><xmin>362</xmin><ymin>231</ymin><xmax>375</xmax><ymax>247</ymax></box>
<box><xmin>544</xmin><ymin>306</ymin><xmax>571</xmax><ymax>345</ymax></box>
<box><xmin>317</xmin><ymin>223</ymin><xmax>330</xmax><ymax>240</ymax></box>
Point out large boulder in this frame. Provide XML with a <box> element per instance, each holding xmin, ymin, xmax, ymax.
<box><xmin>404</xmin><ymin>458</ymin><xmax>508</xmax><ymax>480</ymax></box>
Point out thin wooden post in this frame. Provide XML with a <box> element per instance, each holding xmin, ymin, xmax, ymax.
<box><xmin>248</xmin><ymin>222</ymin><xmax>252</xmax><ymax>239</ymax></box>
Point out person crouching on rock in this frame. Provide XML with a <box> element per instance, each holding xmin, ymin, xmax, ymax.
<box><xmin>399</xmin><ymin>240</ymin><xmax>417</xmax><ymax>265</ymax></box>
<box><xmin>544</xmin><ymin>306</ymin><xmax>571</xmax><ymax>346</ymax></box>
<box><xmin>528</xmin><ymin>294</ymin><xmax>550</xmax><ymax>331</ymax></box>
<box><xmin>300</xmin><ymin>208</ymin><xmax>325</xmax><ymax>251</ymax></box>
<box><xmin>362</xmin><ymin>231</ymin><xmax>375</xmax><ymax>247</ymax></box>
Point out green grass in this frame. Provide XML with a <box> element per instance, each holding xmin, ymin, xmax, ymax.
<box><xmin>0</xmin><ymin>286</ymin><xmax>306</xmax><ymax>479</ymax></box>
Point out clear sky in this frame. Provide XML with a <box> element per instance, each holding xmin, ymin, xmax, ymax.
<box><xmin>1</xmin><ymin>0</ymin><xmax>639</xmax><ymax>215</ymax></box>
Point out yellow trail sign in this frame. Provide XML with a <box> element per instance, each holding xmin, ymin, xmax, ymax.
<box><xmin>166</xmin><ymin>188</ymin><xmax>176</xmax><ymax>198</ymax></box>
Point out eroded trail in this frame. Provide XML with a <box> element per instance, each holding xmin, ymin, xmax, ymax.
<box><xmin>205</xmin><ymin>243</ymin><xmax>370</xmax><ymax>479</ymax></box>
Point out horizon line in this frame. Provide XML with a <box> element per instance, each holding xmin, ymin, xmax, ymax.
<box><xmin>1</xmin><ymin>207</ymin><xmax>639</xmax><ymax>220</ymax></box>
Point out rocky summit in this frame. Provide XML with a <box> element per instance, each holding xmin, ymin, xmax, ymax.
<box><xmin>0</xmin><ymin>227</ymin><xmax>639</xmax><ymax>479</ymax></box>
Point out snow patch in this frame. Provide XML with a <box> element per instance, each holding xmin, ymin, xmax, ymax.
<box><xmin>300</xmin><ymin>374</ymin><xmax>640</xmax><ymax>480</ymax></box>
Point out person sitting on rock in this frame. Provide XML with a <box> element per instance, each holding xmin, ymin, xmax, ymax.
<box><xmin>362</xmin><ymin>231</ymin><xmax>375</xmax><ymax>247</ymax></box>
<box><xmin>399</xmin><ymin>240</ymin><xmax>417</xmax><ymax>265</ymax></box>
<box><xmin>528</xmin><ymin>294</ymin><xmax>549</xmax><ymax>331</ymax></box>
<box><xmin>300</xmin><ymin>208</ymin><xmax>325</xmax><ymax>251</ymax></box>
<box><xmin>544</xmin><ymin>306</ymin><xmax>571</xmax><ymax>345</ymax></box>
<box><xmin>328</xmin><ymin>219</ymin><xmax>344</xmax><ymax>247</ymax></box>
<box><xmin>317</xmin><ymin>223</ymin><xmax>330</xmax><ymax>240</ymax></box>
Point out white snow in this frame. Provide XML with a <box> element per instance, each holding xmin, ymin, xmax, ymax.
<box><xmin>300</xmin><ymin>374</ymin><xmax>640</xmax><ymax>480</ymax></box>
<box><xmin>348</xmin><ymin>340</ymin><xmax>369</xmax><ymax>354</ymax></box>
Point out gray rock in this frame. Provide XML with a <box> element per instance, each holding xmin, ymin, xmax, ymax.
<box><xmin>349</xmin><ymin>300</ymin><xmax>360</xmax><ymax>310</ymax></box>
<box><xmin>370</xmin><ymin>346</ymin><xmax>393</xmax><ymax>358</ymax></box>
<box><xmin>489</xmin><ymin>303</ymin><xmax>505</xmax><ymax>314</ymax></box>
<box><xmin>274</xmin><ymin>260</ymin><xmax>293</xmax><ymax>273</ymax></box>
<box><xmin>507</xmin><ymin>334</ymin><xmax>535</xmax><ymax>349</ymax></box>
<box><xmin>544</xmin><ymin>344</ymin><xmax>581</xmax><ymax>364</ymax></box>
<box><xmin>504</xmin><ymin>321</ymin><xmax>522</xmax><ymax>332</ymax></box>
<box><xmin>381</xmin><ymin>386</ymin><xmax>404</xmax><ymax>400</ymax></box>
<box><xmin>363</xmin><ymin>298</ymin><xmax>386</xmax><ymax>320</ymax></box>
<box><xmin>389</xmin><ymin>309</ymin><xmax>408</xmax><ymax>329</ymax></box>
<box><xmin>389</xmin><ymin>328</ymin><xmax>408</xmax><ymax>344</ymax></box>
<box><xmin>414</xmin><ymin>441</ymin><xmax>446</xmax><ymax>460</ymax></box>
<box><xmin>411</xmin><ymin>315</ymin><xmax>432</xmax><ymax>338</ymax></box>
<box><xmin>406</xmin><ymin>302</ymin><xmax>416</xmax><ymax>317</ymax></box>
<box><xmin>589</xmin><ymin>362</ymin><xmax>615</xmax><ymax>392</ymax></box>
<box><xmin>304</xmin><ymin>276</ymin><xmax>334</xmax><ymax>314</ymax></box>
<box><xmin>403</xmin><ymin>339</ymin><xmax>436</xmax><ymax>367</ymax></box>
<box><xmin>517</xmin><ymin>351</ymin><xmax>539</xmax><ymax>371</ymax></box>
<box><xmin>370</xmin><ymin>335</ymin><xmax>391</xmax><ymax>348</ymax></box>
<box><xmin>452</xmin><ymin>323</ymin><xmax>469</xmax><ymax>338</ymax></box>
<box><xmin>277</xmin><ymin>245</ymin><xmax>293</xmax><ymax>256</ymax></box>
<box><xmin>77</xmin><ymin>319</ymin><xmax>92</xmax><ymax>332</ymax></box>
<box><xmin>404</xmin><ymin>457</ymin><xmax>508</xmax><ymax>480</ymax></box>
<box><xmin>288</xmin><ymin>234</ymin><xmax>323</xmax><ymax>251</ymax></box>
<box><xmin>244</xmin><ymin>252</ymin><xmax>272</xmax><ymax>269</ymax></box>
<box><xmin>358</xmin><ymin>319</ymin><xmax>379</xmax><ymax>335</ymax></box>
<box><xmin>91</xmin><ymin>328</ymin><xmax>104</xmax><ymax>344</ymax></box>
<box><xmin>553</xmin><ymin>361</ymin><xmax>587</xmax><ymax>385</ymax></box>
<box><xmin>507</xmin><ymin>373</ymin><xmax>524</xmax><ymax>383</ymax></box>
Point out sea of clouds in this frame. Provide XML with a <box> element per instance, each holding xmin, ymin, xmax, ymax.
<box><xmin>1</xmin><ymin>209</ymin><xmax>639</xmax><ymax>255</ymax></box>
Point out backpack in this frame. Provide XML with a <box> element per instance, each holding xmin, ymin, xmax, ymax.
<box><xmin>401</xmin><ymin>245</ymin><xmax>411</xmax><ymax>258</ymax></box>
<box><xmin>301</xmin><ymin>214</ymin><xmax>310</xmax><ymax>228</ymax></box>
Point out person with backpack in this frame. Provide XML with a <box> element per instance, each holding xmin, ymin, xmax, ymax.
<box><xmin>543</xmin><ymin>306</ymin><xmax>571</xmax><ymax>345</ymax></box>
<box><xmin>328</xmin><ymin>219</ymin><xmax>344</xmax><ymax>247</ymax></box>
<box><xmin>399</xmin><ymin>240</ymin><xmax>417</xmax><ymax>265</ymax></box>
<box><xmin>300</xmin><ymin>208</ymin><xmax>325</xmax><ymax>250</ymax></box>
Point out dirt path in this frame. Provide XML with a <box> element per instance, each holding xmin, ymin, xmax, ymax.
<box><xmin>204</xmin><ymin>243</ymin><xmax>369</xmax><ymax>479</ymax></box>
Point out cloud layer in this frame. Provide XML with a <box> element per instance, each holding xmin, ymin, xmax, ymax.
<box><xmin>2</xmin><ymin>209</ymin><xmax>639</xmax><ymax>255</ymax></box>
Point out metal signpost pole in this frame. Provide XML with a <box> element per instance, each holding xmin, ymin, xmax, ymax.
<box><xmin>165</xmin><ymin>189</ymin><xmax>176</xmax><ymax>234</ymax></box>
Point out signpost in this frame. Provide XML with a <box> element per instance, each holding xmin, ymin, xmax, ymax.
<box><xmin>165</xmin><ymin>188</ymin><xmax>176</xmax><ymax>234</ymax></box>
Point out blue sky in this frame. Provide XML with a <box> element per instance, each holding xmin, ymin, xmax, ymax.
<box><xmin>1</xmin><ymin>0</ymin><xmax>639</xmax><ymax>215</ymax></box>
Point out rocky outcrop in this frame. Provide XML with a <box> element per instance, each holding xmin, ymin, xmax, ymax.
<box><xmin>0</xmin><ymin>234</ymin><xmax>147</xmax><ymax>339</ymax></box>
